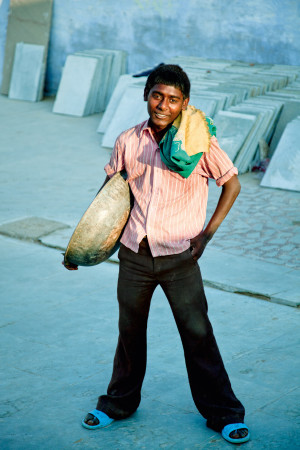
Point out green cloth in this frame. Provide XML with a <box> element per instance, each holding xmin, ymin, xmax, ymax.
<box><xmin>160</xmin><ymin>117</ymin><xmax>217</xmax><ymax>179</ymax></box>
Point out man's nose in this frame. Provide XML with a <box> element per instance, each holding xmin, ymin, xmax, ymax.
<box><xmin>158</xmin><ymin>98</ymin><xmax>168</xmax><ymax>110</ymax></box>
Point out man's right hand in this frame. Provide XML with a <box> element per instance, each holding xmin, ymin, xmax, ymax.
<box><xmin>62</xmin><ymin>259</ymin><xmax>78</xmax><ymax>270</ymax></box>
<box><xmin>190</xmin><ymin>231</ymin><xmax>211</xmax><ymax>261</ymax></box>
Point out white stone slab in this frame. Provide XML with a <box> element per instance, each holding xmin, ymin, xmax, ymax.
<box><xmin>83</xmin><ymin>49</ymin><xmax>127</xmax><ymax>107</ymax></box>
<box><xmin>231</xmin><ymin>102</ymin><xmax>282</xmax><ymax>172</ymax></box>
<box><xmin>1</xmin><ymin>0</ymin><xmax>53</xmax><ymax>96</ymax></box>
<box><xmin>190</xmin><ymin>88</ymin><xmax>227</xmax><ymax>112</ymax></box>
<box><xmin>243</xmin><ymin>99</ymin><xmax>283</xmax><ymax>142</ymax></box>
<box><xmin>213</xmin><ymin>111</ymin><xmax>257</xmax><ymax>161</ymax></box>
<box><xmin>97</xmin><ymin>75</ymin><xmax>147</xmax><ymax>133</ymax></box>
<box><xmin>75</xmin><ymin>52</ymin><xmax>106</xmax><ymax>113</ymax></box>
<box><xmin>8</xmin><ymin>43</ymin><xmax>45</xmax><ymax>102</ymax></box>
<box><xmin>231</xmin><ymin>80</ymin><xmax>260</xmax><ymax>97</ymax></box>
<box><xmin>269</xmin><ymin>101</ymin><xmax>300</xmax><ymax>155</ymax></box>
<box><xmin>192</xmin><ymin>85</ymin><xmax>235</xmax><ymax>109</ymax></box>
<box><xmin>53</xmin><ymin>55</ymin><xmax>98</xmax><ymax>117</ymax></box>
<box><xmin>167</xmin><ymin>57</ymin><xmax>232</xmax><ymax>70</ymax></box>
<box><xmin>261</xmin><ymin>117</ymin><xmax>300</xmax><ymax>192</ymax></box>
<box><xmin>235</xmin><ymin>112</ymin><xmax>272</xmax><ymax>171</ymax></box>
<box><xmin>81</xmin><ymin>50</ymin><xmax>113</xmax><ymax>111</ymax></box>
<box><xmin>102</xmin><ymin>85</ymin><xmax>148</xmax><ymax>148</ymax></box>
<box><xmin>210</xmin><ymin>84</ymin><xmax>247</xmax><ymax>104</ymax></box>
<box><xmin>189</xmin><ymin>95</ymin><xmax>217</xmax><ymax>117</ymax></box>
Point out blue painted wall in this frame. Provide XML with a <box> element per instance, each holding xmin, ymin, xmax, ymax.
<box><xmin>1</xmin><ymin>0</ymin><xmax>300</xmax><ymax>94</ymax></box>
<box><xmin>0</xmin><ymin>0</ymin><xmax>9</xmax><ymax>88</ymax></box>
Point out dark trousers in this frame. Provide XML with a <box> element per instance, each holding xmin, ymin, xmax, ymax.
<box><xmin>97</xmin><ymin>240</ymin><xmax>245</xmax><ymax>431</ymax></box>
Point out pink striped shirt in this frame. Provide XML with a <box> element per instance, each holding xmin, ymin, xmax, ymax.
<box><xmin>105</xmin><ymin>120</ymin><xmax>238</xmax><ymax>257</ymax></box>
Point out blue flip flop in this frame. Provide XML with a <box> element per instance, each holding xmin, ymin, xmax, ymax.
<box><xmin>82</xmin><ymin>409</ymin><xmax>114</xmax><ymax>430</ymax></box>
<box><xmin>222</xmin><ymin>423</ymin><xmax>250</xmax><ymax>444</ymax></box>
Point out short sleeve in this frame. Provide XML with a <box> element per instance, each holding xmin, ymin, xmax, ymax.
<box><xmin>104</xmin><ymin>133</ymin><xmax>126</xmax><ymax>177</ymax></box>
<box><xmin>197</xmin><ymin>136</ymin><xmax>238</xmax><ymax>186</ymax></box>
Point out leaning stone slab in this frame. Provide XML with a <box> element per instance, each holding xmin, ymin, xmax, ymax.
<box><xmin>53</xmin><ymin>55</ymin><xmax>99</xmax><ymax>116</ymax></box>
<box><xmin>261</xmin><ymin>117</ymin><xmax>300</xmax><ymax>192</ymax></box>
<box><xmin>269</xmin><ymin>100</ymin><xmax>300</xmax><ymax>156</ymax></box>
<box><xmin>190</xmin><ymin>87</ymin><xmax>227</xmax><ymax>112</ymax></box>
<box><xmin>97</xmin><ymin>74</ymin><xmax>135</xmax><ymax>133</ymax></box>
<box><xmin>1</xmin><ymin>0</ymin><xmax>53</xmax><ymax>95</ymax></box>
<box><xmin>213</xmin><ymin>111</ymin><xmax>257</xmax><ymax>161</ymax></box>
<box><xmin>102</xmin><ymin>85</ymin><xmax>148</xmax><ymax>148</ymax></box>
<box><xmin>75</xmin><ymin>52</ymin><xmax>106</xmax><ymax>113</ymax></box>
<box><xmin>8</xmin><ymin>43</ymin><xmax>45</xmax><ymax>102</ymax></box>
<box><xmin>189</xmin><ymin>95</ymin><xmax>217</xmax><ymax>117</ymax></box>
<box><xmin>84</xmin><ymin>50</ymin><xmax>113</xmax><ymax>112</ymax></box>
<box><xmin>85</xmin><ymin>49</ymin><xmax>127</xmax><ymax>106</ymax></box>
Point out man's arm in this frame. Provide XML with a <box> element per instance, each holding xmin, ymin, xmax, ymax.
<box><xmin>190</xmin><ymin>174</ymin><xmax>241</xmax><ymax>261</ymax></box>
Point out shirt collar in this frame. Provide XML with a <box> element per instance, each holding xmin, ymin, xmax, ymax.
<box><xmin>139</xmin><ymin>119</ymin><xmax>152</xmax><ymax>137</ymax></box>
<box><xmin>138</xmin><ymin>119</ymin><xmax>159</xmax><ymax>146</ymax></box>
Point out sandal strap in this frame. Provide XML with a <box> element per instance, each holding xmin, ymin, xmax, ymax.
<box><xmin>89</xmin><ymin>409</ymin><xmax>114</xmax><ymax>426</ymax></box>
<box><xmin>222</xmin><ymin>423</ymin><xmax>248</xmax><ymax>435</ymax></box>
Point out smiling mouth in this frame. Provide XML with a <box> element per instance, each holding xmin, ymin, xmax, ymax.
<box><xmin>154</xmin><ymin>113</ymin><xmax>168</xmax><ymax>119</ymax></box>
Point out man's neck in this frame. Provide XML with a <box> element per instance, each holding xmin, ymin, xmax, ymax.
<box><xmin>149</xmin><ymin>120</ymin><xmax>172</xmax><ymax>144</ymax></box>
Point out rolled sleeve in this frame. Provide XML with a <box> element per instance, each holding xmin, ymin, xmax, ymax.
<box><xmin>215</xmin><ymin>166</ymin><xmax>238</xmax><ymax>186</ymax></box>
<box><xmin>104</xmin><ymin>134</ymin><xmax>125</xmax><ymax>178</ymax></box>
<box><xmin>198</xmin><ymin>136</ymin><xmax>238</xmax><ymax>186</ymax></box>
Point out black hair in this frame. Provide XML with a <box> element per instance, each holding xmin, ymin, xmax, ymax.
<box><xmin>144</xmin><ymin>64</ymin><xmax>190</xmax><ymax>100</ymax></box>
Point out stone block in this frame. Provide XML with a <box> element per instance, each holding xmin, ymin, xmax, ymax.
<box><xmin>213</xmin><ymin>110</ymin><xmax>257</xmax><ymax>161</ymax></box>
<box><xmin>97</xmin><ymin>74</ymin><xmax>135</xmax><ymax>133</ymax></box>
<box><xmin>190</xmin><ymin>88</ymin><xmax>227</xmax><ymax>112</ymax></box>
<box><xmin>75</xmin><ymin>51</ymin><xmax>107</xmax><ymax>113</ymax></box>
<box><xmin>85</xmin><ymin>49</ymin><xmax>127</xmax><ymax>106</ymax></box>
<box><xmin>1</xmin><ymin>0</ymin><xmax>53</xmax><ymax>95</ymax></box>
<box><xmin>189</xmin><ymin>95</ymin><xmax>217</xmax><ymax>117</ymax></box>
<box><xmin>102</xmin><ymin>85</ymin><xmax>148</xmax><ymax>148</ymax></box>
<box><xmin>269</xmin><ymin>100</ymin><xmax>300</xmax><ymax>156</ymax></box>
<box><xmin>52</xmin><ymin>55</ymin><xmax>99</xmax><ymax>117</ymax></box>
<box><xmin>230</xmin><ymin>101</ymin><xmax>283</xmax><ymax>173</ymax></box>
<box><xmin>261</xmin><ymin>117</ymin><xmax>300</xmax><ymax>192</ymax></box>
<box><xmin>8</xmin><ymin>43</ymin><xmax>45</xmax><ymax>102</ymax></box>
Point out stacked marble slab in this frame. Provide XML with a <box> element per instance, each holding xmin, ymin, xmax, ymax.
<box><xmin>260</xmin><ymin>116</ymin><xmax>300</xmax><ymax>192</ymax></box>
<box><xmin>53</xmin><ymin>49</ymin><xmax>126</xmax><ymax>116</ymax></box>
<box><xmin>98</xmin><ymin>57</ymin><xmax>300</xmax><ymax>173</ymax></box>
<box><xmin>8</xmin><ymin>43</ymin><xmax>45</xmax><ymax>102</ymax></box>
<box><xmin>166</xmin><ymin>57</ymin><xmax>300</xmax><ymax>173</ymax></box>
<box><xmin>99</xmin><ymin>75</ymin><xmax>148</xmax><ymax>148</ymax></box>
<box><xmin>98</xmin><ymin>72</ymin><xmax>227</xmax><ymax>149</ymax></box>
<box><xmin>218</xmin><ymin>96</ymin><xmax>284</xmax><ymax>172</ymax></box>
<box><xmin>266</xmin><ymin>81</ymin><xmax>300</xmax><ymax>155</ymax></box>
<box><xmin>1</xmin><ymin>0</ymin><xmax>53</xmax><ymax>99</ymax></box>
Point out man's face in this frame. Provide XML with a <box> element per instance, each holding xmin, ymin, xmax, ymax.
<box><xmin>144</xmin><ymin>84</ymin><xmax>189</xmax><ymax>132</ymax></box>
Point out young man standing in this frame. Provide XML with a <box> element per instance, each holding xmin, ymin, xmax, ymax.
<box><xmin>66</xmin><ymin>64</ymin><xmax>250</xmax><ymax>444</ymax></box>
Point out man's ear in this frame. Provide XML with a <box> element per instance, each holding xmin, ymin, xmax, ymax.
<box><xmin>144</xmin><ymin>88</ymin><xmax>149</xmax><ymax>101</ymax></box>
<box><xmin>182</xmin><ymin>97</ymin><xmax>190</xmax><ymax>111</ymax></box>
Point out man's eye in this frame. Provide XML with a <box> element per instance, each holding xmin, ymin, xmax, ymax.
<box><xmin>153</xmin><ymin>94</ymin><xmax>161</xmax><ymax>99</ymax></box>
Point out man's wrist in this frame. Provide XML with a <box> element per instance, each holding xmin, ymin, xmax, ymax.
<box><xmin>201</xmin><ymin>230</ymin><xmax>214</xmax><ymax>242</ymax></box>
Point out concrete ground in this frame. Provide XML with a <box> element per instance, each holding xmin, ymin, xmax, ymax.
<box><xmin>0</xmin><ymin>95</ymin><xmax>299</xmax><ymax>449</ymax></box>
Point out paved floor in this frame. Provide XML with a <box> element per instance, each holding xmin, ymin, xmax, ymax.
<box><xmin>0</xmin><ymin>96</ymin><xmax>299</xmax><ymax>449</ymax></box>
<box><xmin>207</xmin><ymin>173</ymin><xmax>300</xmax><ymax>270</ymax></box>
